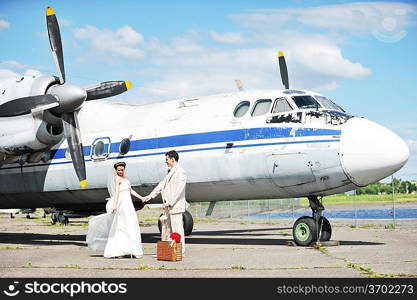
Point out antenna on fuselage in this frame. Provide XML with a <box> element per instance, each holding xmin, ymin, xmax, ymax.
<box><xmin>234</xmin><ymin>79</ymin><xmax>244</xmax><ymax>91</ymax></box>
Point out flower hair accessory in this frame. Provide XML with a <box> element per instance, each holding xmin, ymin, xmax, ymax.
<box><xmin>170</xmin><ymin>232</ymin><xmax>181</xmax><ymax>243</ymax></box>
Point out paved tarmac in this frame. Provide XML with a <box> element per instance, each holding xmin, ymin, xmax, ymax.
<box><xmin>0</xmin><ymin>210</ymin><xmax>416</xmax><ymax>278</ymax></box>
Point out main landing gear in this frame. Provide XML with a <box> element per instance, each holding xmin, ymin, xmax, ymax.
<box><xmin>51</xmin><ymin>211</ymin><xmax>69</xmax><ymax>225</ymax></box>
<box><xmin>158</xmin><ymin>210</ymin><xmax>194</xmax><ymax>236</ymax></box>
<box><xmin>292</xmin><ymin>196</ymin><xmax>332</xmax><ymax>246</ymax></box>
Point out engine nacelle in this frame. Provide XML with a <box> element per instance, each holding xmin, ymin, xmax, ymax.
<box><xmin>0</xmin><ymin>74</ymin><xmax>64</xmax><ymax>162</ymax></box>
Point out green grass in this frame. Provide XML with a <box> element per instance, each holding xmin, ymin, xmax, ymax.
<box><xmin>231</xmin><ymin>265</ymin><xmax>247</xmax><ymax>270</ymax></box>
<box><xmin>137</xmin><ymin>264</ymin><xmax>152</xmax><ymax>270</ymax></box>
<box><xmin>0</xmin><ymin>246</ymin><xmax>25</xmax><ymax>250</ymax></box>
<box><xmin>300</xmin><ymin>193</ymin><xmax>417</xmax><ymax>205</ymax></box>
<box><xmin>62</xmin><ymin>264</ymin><xmax>81</xmax><ymax>269</ymax></box>
<box><xmin>158</xmin><ymin>265</ymin><xmax>176</xmax><ymax>271</ymax></box>
<box><xmin>384</xmin><ymin>223</ymin><xmax>395</xmax><ymax>230</ymax></box>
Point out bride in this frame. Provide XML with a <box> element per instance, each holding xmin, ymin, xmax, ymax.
<box><xmin>86</xmin><ymin>161</ymin><xmax>146</xmax><ymax>258</ymax></box>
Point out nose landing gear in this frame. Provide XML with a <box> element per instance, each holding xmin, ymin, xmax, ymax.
<box><xmin>292</xmin><ymin>196</ymin><xmax>332</xmax><ymax>246</ymax></box>
<box><xmin>157</xmin><ymin>210</ymin><xmax>194</xmax><ymax>236</ymax></box>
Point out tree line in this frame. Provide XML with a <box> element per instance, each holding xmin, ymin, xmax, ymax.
<box><xmin>356</xmin><ymin>178</ymin><xmax>417</xmax><ymax>195</ymax></box>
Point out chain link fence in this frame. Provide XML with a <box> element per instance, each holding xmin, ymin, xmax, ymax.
<box><xmin>188</xmin><ymin>193</ymin><xmax>417</xmax><ymax>228</ymax></box>
<box><xmin>189</xmin><ymin>198</ymin><xmax>301</xmax><ymax>220</ymax></box>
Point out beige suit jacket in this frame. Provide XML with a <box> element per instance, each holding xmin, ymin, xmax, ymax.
<box><xmin>150</xmin><ymin>164</ymin><xmax>187</xmax><ymax>214</ymax></box>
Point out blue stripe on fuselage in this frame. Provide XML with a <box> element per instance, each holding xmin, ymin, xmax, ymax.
<box><xmin>52</xmin><ymin>127</ymin><xmax>342</xmax><ymax>159</ymax></box>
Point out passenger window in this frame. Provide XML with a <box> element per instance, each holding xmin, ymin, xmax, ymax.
<box><xmin>91</xmin><ymin>137</ymin><xmax>111</xmax><ymax>160</ymax></box>
<box><xmin>251</xmin><ymin>99</ymin><xmax>272</xmax><ymax>116</ymax></box>
<box><xmin>272</xmin><ymin>98</ymin><xmax>292</xmax><ymax>114</ymax></box>
<box><xmin>233</xmin><ymin>101</ymin><xmax>250</xmax><ymax>118</ymax></box>
<box><xmin>119</xmin><ymin>138</ymin><xmax>131</xmax><ymax>155</ymax></box>
<box><xmin>94</xmin><ymin>141</ymin><xmax>105</xmax><ymax>156</ymax></box>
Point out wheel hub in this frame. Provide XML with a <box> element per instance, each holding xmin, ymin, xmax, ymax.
<box><xmin>295</xmin><ymin>222</ymin><xmax>310</xmax><ymax>242</ymax></box>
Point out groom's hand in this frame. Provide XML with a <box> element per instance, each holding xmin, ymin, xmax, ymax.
<box><xmin>144</xmin><ymin>195</ymin><xmax>151</xmax><ymax>202</ymax></box>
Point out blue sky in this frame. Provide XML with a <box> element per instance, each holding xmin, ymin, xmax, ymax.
<box><xmin>0</xmin><ymin>0</ymin><xmax>416</xmax><ymax>180</ymax></box>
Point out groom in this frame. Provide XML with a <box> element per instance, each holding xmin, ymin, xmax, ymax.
<box><xmin>144</xmin><ymin>150</ymin><xmax>187</xmax><ymax>255</ymax></box>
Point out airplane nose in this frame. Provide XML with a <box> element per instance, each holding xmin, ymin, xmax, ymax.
<box><xmin>340</xmin><ymin>117</ymin><xmax>409</xmax><ymax>187</ymax></box>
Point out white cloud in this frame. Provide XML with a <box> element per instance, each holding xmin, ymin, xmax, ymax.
<box><xmin>238</xmin><ymin>2</ymin><xmax>417</xmax><ymax>35</ymax></box>
<box><xmin>209</xmin><ymin>31</ymin><xmax>245</xmax><ymax>44</ymax></box>
<box><xmin>232</xmin><ymin>13</ymin><xmax>291</xmax><ymax>31</ymax></box>
<box><xmin>121</xmin><ymin>41</ymin><xmax>366</xmax><ymax>103</ymax></box>
<box><xmin>68</xmin><ymin>4</ymin><xmax>377</xmax><ymax>104</ymax></box>
<box><xmin>406</xmin><ymin>139</ymin><xmax>417</xmax><ymax>154</ymax></box>
<box><xmin>58</xmin><ymin>18</ymin><xmax>72</xmax><ymax>27</ymax></box>
<box><xmin>283</xmin><ymin>33</ymin><xmax>372</xmax><ymax>80</ymax></box>
<box><xmin>74</xmin><ymin>25</ymin><xmax>145</xmax><ymax>59</ymax></box>
<box><xmin>0</xmin><ymin>19</ymin><xmax>9</xmax><ymax>31</ymax></box>
<box><xmin>171</xmin><ymin>35</ymin><xmax>205</xmax><ymax>53</ymax></box>
<box><xmin>138</xmin><ymin>31</ymin><xmax>370</xmax><ymax>101</ymax></box>
<box><xmin>0</xmin><ymin>60</ymin><xmax>43</xmax><ymax>70</ymax></box>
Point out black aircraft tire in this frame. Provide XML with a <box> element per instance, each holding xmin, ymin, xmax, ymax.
<box><xmin>319</xmin><ymin>217</ymin><xmax>332</xmax><ymax>241</ymax></box>
<box><xmin>157</xmin><ymin>211</ymin><xmax>194</xmax><ymax>236</ymax></box>
<box><xmin>293</xmin><ymin>216</ymin><xmax>317</xmax><ymax>246</ymax></box>
<box><xmin>183</xmin><ymin>211</ymin><xmax>194</xmax><ymax>236</ymax></box>
<box><xmin>158</xmin><ymin>211</ymin><xmax>194</xmax><ymax>236</ymax></box>
<box><xmin>51</xmin><ymin>212</ymin><xmax>58</xmax><ymax>225</ymax></box>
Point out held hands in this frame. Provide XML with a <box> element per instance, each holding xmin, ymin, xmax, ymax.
<box><xmin>143</xmin><ymin>195</ymin><xmax>152</xmax><ymax>202</ymax></box>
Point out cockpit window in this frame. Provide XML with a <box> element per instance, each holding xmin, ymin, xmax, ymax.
<box><xmin>233</xmin><ymin>101</ymin><xmax>250</xmax><ymax>118</ymax></box>
<box><xmin>315</xmin><ymin>96</ymin><xmax>345</xmax><ymax>112</ymax></box>
<box><xmin>251</xmin><ymin>99</ymin><xmax>272</xmax><ymax>116</ymax></box>
<box><xmin>292</xmin><ymin>95</ymin><xmax>321</xmax><ymax>109</ymax></box>
<box><xmin>272</xmin><ymin>97</ymin><xmax>292</xmax><ymax>114</ymax></box>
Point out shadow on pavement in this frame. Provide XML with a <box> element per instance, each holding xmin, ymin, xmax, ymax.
<box><xmin>0</xmin><ymin>227</ymin><xmax>385</xmax><ymax>247</ymax></box>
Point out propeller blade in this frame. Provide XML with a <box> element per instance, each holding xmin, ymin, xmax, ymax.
<box><xmin>85</xmin><ymin>81</ymin><xmax>132</xmax><ymax>101</ymax></box>
<box><xmin>0</xmin><ymin>95</ymin><xmax>58</xmax><ymax>117</ymax></box>
<box><xmin>46</xmin><ymin>7</ymin><xmax>65</xmax><ymax>84</ymax></box>
<box><xmin>278</xmin><ymin>51</ymin><xmax>289</xmax><ymax>90</ymax></box>
<box><xmin>62</xmin><ymin>112</ymin><xmax>87</xmax><ymax>188</ymax></box>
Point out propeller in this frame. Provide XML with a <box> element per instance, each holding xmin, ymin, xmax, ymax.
<box><xmin>85</xmin><ymin>81</ymin><xmax>132</xmax><ymax>100</ymax></box>
<box><xmin>0</xmin><ymin>95</ymin><xmax>58</xmax><ymax>117</ymax></box>
<box><xmin>62</xmin><ymin>112</ymin><xmax>87</xmax><ymax>188</ymax></box>
<box><xmin>278</xmin><ymin>51</ymin><xmax>289</xmax><ymax>90</ymax></box>
<box><xmin>46</xmin><ymin>7</ymin><xmax>65</xmax><ymax>84</ymax></box>
<box><xmin>0</xmin><ymin>7</ymin><xmax>132</xmax><ymax>188</ymax></box>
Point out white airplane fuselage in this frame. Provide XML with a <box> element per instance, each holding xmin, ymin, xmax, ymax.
<box><xmin>0</xmin><ymin>79</ymin><xmax>410</xmax><ymax>211</ymax></box>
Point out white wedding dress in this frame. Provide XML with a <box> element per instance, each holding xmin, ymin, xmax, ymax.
<box><xmin>86</xmin><ymin>176</ymin><xmax>143</xmax><ymax>258</ymax></box>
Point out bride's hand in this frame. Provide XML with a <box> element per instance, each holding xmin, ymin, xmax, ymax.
<box><xmin>111</xmin><ymin>206</ymin><xmax>117</xmax><ymax>213</ymax></box>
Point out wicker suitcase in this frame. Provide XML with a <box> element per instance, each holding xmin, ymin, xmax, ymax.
<box><xmin>156</xmin><ymin>241</ymin><xmax>182</xmax><ymax>261</ymax></box>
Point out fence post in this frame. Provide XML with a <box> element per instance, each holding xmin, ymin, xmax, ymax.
<box><xmin>392</xmin><ymin>175</ymin><xmax>396</xmax><ymax>229</ymax></box>
<box><xmin>292</xmin><ymin>198</ymin><xmax>295</xmax><ymax>222</ymax></box>
<box><xmin>354</xmin><ymin>189</ymin><xmax>357</xmax><ymax>228</ymax></box>
<box><xmin>267</xmin><ymin>200</ymin><xmax>270</xmax><ymax>224</ymax></box>
<box><xmin>247</xmin><ymin>200</ymin><xmax>249</xmax><ymax>217</ymax></box>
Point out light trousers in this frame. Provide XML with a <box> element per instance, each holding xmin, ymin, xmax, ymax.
<box><xmin>161</xmin><ymin>212</ymin><xmax>185</xmax><ymax>254</ymax></box>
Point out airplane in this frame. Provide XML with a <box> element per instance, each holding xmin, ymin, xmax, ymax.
<box><xmin>0</xmin><ymin>7</ymin><xmax>409</xmax><ymax>246</ymax></box>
